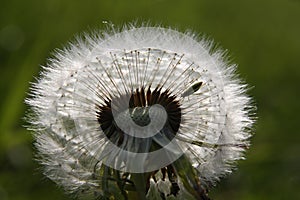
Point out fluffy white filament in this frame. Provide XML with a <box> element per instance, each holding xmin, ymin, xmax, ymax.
<box><xmin>26</xmin><ymin>25</ymin><xmax>254</xmax><ymax>199</ymax></box>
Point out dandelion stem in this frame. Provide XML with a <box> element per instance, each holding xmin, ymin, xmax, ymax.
<box><xmin>130</xmin><ymin>173</ymin><xmax>148</xmax><ymax>200</ymax></box>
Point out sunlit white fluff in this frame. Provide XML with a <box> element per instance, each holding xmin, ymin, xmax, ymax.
<box><xmin>26</xmin><ymin>24</ymin><xmax>254</xmax><ymax>199</ymax></box>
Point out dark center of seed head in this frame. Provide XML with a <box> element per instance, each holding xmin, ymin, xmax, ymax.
<box><xmin>129</xmin><ymin>107</ymin><xmax>151</xmax><ymax>127</ymax></box>
<box><xmin>96</xmin><ymin>87</ymin><xmax>181</xmax><ymax>146</ymax></box>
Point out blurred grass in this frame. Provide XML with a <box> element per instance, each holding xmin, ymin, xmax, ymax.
<box><xmin>0</xmin><ymin>0</ymin><xmax>299</xmax><ymax>199</ymax></box>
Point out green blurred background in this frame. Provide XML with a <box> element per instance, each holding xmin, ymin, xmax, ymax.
<box><xmin>0</xmin><ymin>0</ymin><xmax>299</xmax><ymax>199</ymax></box>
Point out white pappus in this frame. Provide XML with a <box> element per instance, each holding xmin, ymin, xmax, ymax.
<box><xmin>26</xmin><ymin>24</ymin><xmax>255</xmax><ymax>200</ymax></box>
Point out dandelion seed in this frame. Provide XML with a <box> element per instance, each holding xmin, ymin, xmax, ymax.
<box><xmin>26</xmin><ymin>24</ymin><xmax>255</xmax><ymax>200</ymax></box>
<box><xmin>181</xmin><ymin>81</ymin><xmax>203</xmax><ymax>97</ymax></box>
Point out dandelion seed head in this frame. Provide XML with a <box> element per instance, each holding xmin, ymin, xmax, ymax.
<box><xmin>26</xmin><ymin>24</ymin><xmax>255</xmax><ymax>199</ymax></box>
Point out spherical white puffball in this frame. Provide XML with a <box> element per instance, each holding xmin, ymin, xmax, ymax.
<box><xmin>26</xmin><ymin>25</ymin><xmax>255</xmax><ymax>200</ymax></box>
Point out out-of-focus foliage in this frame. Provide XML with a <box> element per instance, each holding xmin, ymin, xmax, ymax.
<box><xmin>0</xmin><ymin>0</ymin><xmax>299</xmax><ymax>199</ymax></box>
